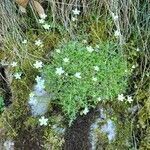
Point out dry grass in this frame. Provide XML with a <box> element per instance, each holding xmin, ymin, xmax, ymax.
<box><xmin>0</xmin><ymin>0</ymin><xmax>149</xmax><ymax>86</ymax></box>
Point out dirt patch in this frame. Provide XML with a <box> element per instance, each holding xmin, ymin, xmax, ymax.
<box><xmin>63</xmin><ymin>108</ymin><xmax>100</xmax><ymax>150</ymax></box>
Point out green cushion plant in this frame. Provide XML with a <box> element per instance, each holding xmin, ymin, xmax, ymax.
<box><xmin>43</xmin><ymin>40</ymin><xmax>130</xmax><ymax>124</ymax></box>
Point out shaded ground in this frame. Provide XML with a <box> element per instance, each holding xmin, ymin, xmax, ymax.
<box><xmin>0</xmin><ymin>66</ymin><xmax>12</xmax><ymax>106</ymax></box>
<box><xmin>63</xmin><ymin>108</ymin><xmax>99</xmax><ymax>150</ymax></box>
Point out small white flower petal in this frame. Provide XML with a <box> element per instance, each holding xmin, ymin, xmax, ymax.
<box><xmin>114</xmin><ymin>30</ymin><xmax>121</xmax><ymax>37</ymax></box>
<box><xmin>29</xmin><ymin>92</ymin><xmax>35</xmax><ymax>98</ymax></box>
<box><xmin>111</xmin><ymin>12</ymin><xmax>118</xmax><ymax>20</ymax></box>
<box><xmin>35</xmin><ymin>39</ymin><xmax>43</xmax><ymax>46</ymax></box>
<box><xmin>11</xmin><ymin>62</ymin><xmax>17</xmax><ymax>67</ymax></box>
<box><xmin>82</xmin><ymin>40</ymin><xmax>87</xmax><ymax>44</ymax></box>
<box><xmin>22</xmin><ymin>39</ymin><xmax>27</xmax><ymax>44</ymax></box>
<box><xmin>56</xmin><ymin>49</ymin><xmax>61</xmax><ymax>53</ymax></box>
<box><xmin>132</xmin><ymin>65</ymin><xmax>136</xmax><ymax>69</ymax></box>
<box><xmin>118</xmin><ymin>94</ymin><xmax>125</xmax><ymax>101</ymax></box>
<box><xmin>74</xmin><ymin>72</ymin><xmax>81</xmax><ymax>79</ymax></box>
<box><xmin>14</xmin><ymin>73</ymin><xmax>22</xmax><ymax>79</ymax></box>
<box><xmin>72</xmin><ymin>17</ymin><xmax>78</xmax><ymax>21</ymax></box>
<box><xmin>39</xmin><ymin>116</ymin><xmax>48</xmax><ymax>126</ymax></box>
<box><xmin>86</xmin><ymin>46</ymin><xmax>94</xmax><ymax>53</ymax></box>
<box><xmin>33</xmin><ymin>61</ymin><xmax>43</xmax><ymax>69</ymax></box>
<box><xmin>114</xmin><ymin>15</ymin><xmax>118</xmax><ymax>20</ymax></box>
<box><xmin>40</xmin><ymin>13</ymin><xmax>47</xmax><ymax>19</ymax></box>
<box><xmin>83</xmin><ymin>107</ymin><xmax>89</xmax><ymax>115</ymax></box>
<box><xmin>39</xmin><ymin>19</ymin><xmax>45</xmax><ymax>24</ymax></box>
<box><xmin>42</xmin><ymin>24</ymin><xmax>50</xmax><ymax>30</ymax></box>
<box><xmin>35</xmin><ymin>76</ymin><xmax>42</xmax><ymax>82</ymax></box>
<box><xmin>63</xmin><ymin>58</ymin><xmax>69</xmax><ymax>63</ymax></box>
<box><xmin>97</xmin><ymin>97</ymin><xmax>101</xmax><ymax>101</ymax></box>
<box><xmin>94</xmin><ymin>66</ymin><xmax>99</xmax><ymax>71</ymax></box>
<box><xmin>92</xmin><ymin>77</ymin><xmax>97</xmax><ymax>82</ymax></box>
<box><xmin>72</xmin><ymin>8</ymin><xmax>80</xmax><ymax>15</ymax></box>
<box><xmin>4</xmin><ymin>140</ymin><xmax>14</xmax><ymax>149</ymax></box>
<box><xmin>56</xmin><ymin>67</ymin><xmax>65</xmax><ymax>75</ymax></box>
<box><xmin>136</xmin><ymin>48</ymin><xmax>140</xmax><ymax>52</ymax></box>
<box><xmin>127</xmin><ymin>96</ymin><xmax>133</xmax><ymax>103</ymax></box>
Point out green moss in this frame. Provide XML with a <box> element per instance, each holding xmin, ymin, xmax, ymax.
<box><xmin>40</xmin><ymin>113</ymin><xmax>65</xmax><ymax>149</ymax></box>
<box><xmin>139</xmin><ymin>127</ymin><xmax>150</xmax><ymax>149</ymax></box>
<box><xmin>0</xmin><ymin>96</ymin><xmax>4</xmax><ymax>113</ymax></box>
<box><xmin>92</xmin><ymin>104</ymin><xmax>132</xmax><ymax>149</ymax></box>
<box><xmin>1</xmin><ymin>29</ymin><xmax>61</xmax><ymax>141</ymax></box>
<box><xmin>89</xmin><ymin>19</ymin><xmax>113</xmax><ymax>42</ymax></box>
<box><xmin>43</xmin><ymin>126</ymin><xmax>64</xmax><ymax>150</ymax></box>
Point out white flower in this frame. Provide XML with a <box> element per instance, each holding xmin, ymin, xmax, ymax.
<box><xmin>35</xmin><ymin>39</ymin><xmax>43</xmax><ymax>47</ymax></box>
<box><xmin>97</xmin><ymin>97</ymin><xmax>101</xmax><ymax>101</ymax></box>
<box><xmin>33</xmin><ymin>61</ymin><xmax>43</xmax><ymax>69</ymax></box>
<box><xmin>55</xmin><ymin>67</ymin><xmax>65</xmax><ymax>75</ymax></box>
<box><xmin>4</xmin><ymin>140</ymin><xmax>14</xmax><ymax>149</ymax></box>
<box><xmin>111</xmin><ymin>12</ymin><xmax>118</xmax><ymax>20</ymax></box>
<box><xmin>40</xmin><ymin>13</ymin><xmax>47</xmax><ymax>19</ymax></box>
<box><xmin>127</xmin><ymin>96</ymin><xmax>133</xmax><ymax>103</ymax></box>
<box><xmin>63</xmin><ymin>58</ymin><xmax>69</xmax><ymax>63</ymax></box>
<box><xmin>11</xmin><ymin>61</ymin><xmax>17</xmax><ymax>67</ymax></box>
<box><xmin>94</xmin><ymin>66</ymin><xmax>99</xmax><ymax>71</ymax></box>
<box><xmin>125</xmin><ymin>69</ymin><xmax>128</xmax><ymax>73</ymax></box>
<box><xmin>72</xmin><ymin>17</ymin><xmax>78</xmax><ymax>21</ymax></box>
<box><xmin>92</xmin><ymin>77</ymin><xmax>97</xmax><ymax>82</ymax></box>
<box><xmin>42</xmin><ymin>23</ymin><xmax>50</xmax><ymax>30</ymax></box>
<box><xmin>114</xmin><ymin>30</ymin><xmax>121</xmax><ymax>37</ymax></box>
<box><xmin>136</xmin><ymin>48</ymin><xmax>140</xmax><ymax>52</ymax></box>
<box><xmin>118</xmin><ymin>94</ymin><xmax>125</xmax><ymax>101</ymax></box>
<box><xmin>82</xmin><ymin>40</ymin><xmax>87</xmax><ymax>44</ymax></box>
<box><xmin>29</xmin><ymin>92</ymin><xmax>35</xmax><ymax>98</ymax></box>
<box><xmin>86</xmin><ymin>46</ymin><xmax>94</xmax><ymax>53</ymax></box>
<box><xmin>74</xmin><ymin>72</ymin><xmax>81</xmax><ymax>79</ymax></box>
<box><xmin>56</xmin><ymin>49</ymin><xmax>61</xmax><ymax>53</ymax></box>
<box><xmin>22</xmin><ymin>39</ymin><xmax>27</xmax><ymax>44</ymax></box>
<box><xmin>132</xmin><ymin>65</ymin><xmax>136</xmax><ymax>69</ymax></box>
<box><xmin>39</xmin><ymin>19</ymin><xmax>45</xmax><ymax>24</ymax></box>
<box><xmin>39</xmin><ymin>116</ymin><xmax>48</xmax><ymax>126</ymax></box>
<box><xmin>72</xmin><ymin>8</ymin><xmax>80</xmax><ymax>15</ymax></box>
<box><xmin>35</xmin><ymin>76</ymin><xmax>42</xmax><ymax>83</ymax></box>
<box><xmin>83</xmin><ymin>107</ymin><xmax>89</xmax><ymax>115</ymax></box>
<box><xmin>14</xmin><ymin>73</ymin><xmax>22</xmax><ymax>79</ymax></box>
<box><xmin>113</xmin><ymin>15</ymin><xmax>118</xmax><ymax>20</ymax></box>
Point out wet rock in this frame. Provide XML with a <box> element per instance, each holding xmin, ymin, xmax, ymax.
<box><xmin>28</xmin><ymin>76</ymin><xmax>52</xmax><ymax>116</ymax></box>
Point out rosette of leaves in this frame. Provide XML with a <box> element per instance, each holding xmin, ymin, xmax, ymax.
<box><xmin>43</xmin><ymin>41</ymin><xmax>130</xmax><ymax>123</ymax></box>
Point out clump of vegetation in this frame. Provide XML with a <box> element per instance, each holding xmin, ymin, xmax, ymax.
<box><xmin>43</xmin><ymin>40</ymin><xmax>130</xmax><ymax>123</ymax></box>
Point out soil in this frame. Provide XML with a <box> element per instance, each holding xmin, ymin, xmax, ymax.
<box><xmin>14</xmin><ymin>127</ymin><xmax>44</xmax><ymax>150</ymax></box>
<box><xmin>63</xmin><ymin>108</ymin><xmax>100</xmax><ymax>150</ymax></box>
